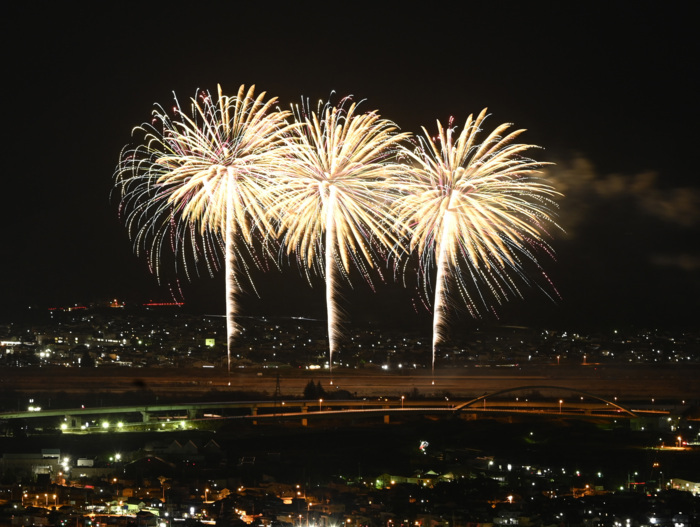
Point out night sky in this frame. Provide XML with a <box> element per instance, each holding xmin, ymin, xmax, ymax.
<box><xmin>2</xmin><ymin>3</ymin><xmax>698</xmax><ymax>331</ymax></box>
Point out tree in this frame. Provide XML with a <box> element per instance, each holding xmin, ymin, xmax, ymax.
<box><xmin>303</xmin><ymin>380</ymin><xmax>326</xmax><ymax>399</ymax></box>
<box><xmin>80</xmin><ymin>350</ymin><xmax>95</xmax><ymax>368</ymax></box>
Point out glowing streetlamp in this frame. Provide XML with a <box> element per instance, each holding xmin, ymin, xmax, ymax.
<box><xmin>319</xmin><ymin>399</ymin><xmax>323</xmax><ymax>411</ymax></box>
<box><xmin>205</xmin><ymin>488</ymin><xmax>210</xmax><ymax>502</ymax></box>
<box><xmin>559</xmin><ymin>399</ymin><xmax>563</xmax><ymax>414</ymax></box>
<box><xmin>401</xmin><ymin>396</ymin><xmax>405</xmax><ymax>409</ymax></box>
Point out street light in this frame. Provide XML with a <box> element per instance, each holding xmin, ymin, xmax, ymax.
<box><xmin>319</xmin><ymin>399</ymin><xmax>323</xmax><ymax>411</ymax></box>
<box><xmin>205</xmin><ymin>488</ymin><xmax>209</xmax><ymax>502</ymax></box>
<box><xmin>559</xmin><ymin>400</ymin><xmax>563</xmax><ymax>414</ymax></box>
<box><xmin>401</xmin><ymin>396</ymin><xmax>404</xmax><ymax>409</ymax></box>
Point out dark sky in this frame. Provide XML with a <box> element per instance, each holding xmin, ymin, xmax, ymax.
<box><xmin>2</xmin><ymin>3</ymin><xmax>698</xmax><ymax>330</ymax></box>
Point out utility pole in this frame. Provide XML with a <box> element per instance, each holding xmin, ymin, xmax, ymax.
<box><xmin>273</xmin><ymin>373</ymin><xmax>282</xmax><ymax>417</ymax></box>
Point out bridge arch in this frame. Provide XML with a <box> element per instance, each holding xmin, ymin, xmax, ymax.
<box><xmin>453</xmin><ymin>385</ymin><xmax>637</xmax><ymax>417</ymax></box>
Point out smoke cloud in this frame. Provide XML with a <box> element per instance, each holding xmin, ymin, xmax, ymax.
<box><xmin>545</xmin><ymin>156</ymin><xmax>700</xmax><ymax>233</ymax></box>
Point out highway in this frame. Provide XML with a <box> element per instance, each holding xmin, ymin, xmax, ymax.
<box><xmin>0</xmin><ymin>402</ymin><xmax>643</xmax><ymax>434</ymax></box>
<box><xmin>2</xmin><ymin>383</ymin><xmax>683</xmax><ymax>433</ymax></box>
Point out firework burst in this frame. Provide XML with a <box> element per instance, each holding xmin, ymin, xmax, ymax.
<box><xmin>115</xmin><ymin>85</ymin><xmax>292</xmax><ymax>373</ymax></box>
<box><xmin>270</xmin><ymin>97</ymin><xmax>410</xmax><ymax>380</ymax></box>
<box><xmin>396</xmin><ymin>109</ymin><xmax>560</xmax><ymax>376</ymax></box>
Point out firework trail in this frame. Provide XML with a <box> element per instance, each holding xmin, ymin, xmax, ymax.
<box><xmin>396</xmin><ymin>109</ymin><xmax>560</xmax><ymax>378</ymax></box>
<box><xmin>270</xmin><ymin>97</ymin><xmax>410</xmax><ymax>381</ymax></box>
<box><xmin>115</xmin><ymin>85</ymin><xmax>292</xmax><ymax>373</ymax></box>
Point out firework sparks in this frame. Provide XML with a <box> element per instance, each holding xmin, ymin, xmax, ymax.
<box><xmin>396</xmin><ymin>109</ymin><xmax>560</xmax><ymax>376</ymax></box>
<box><xmin>270</xmin><ymin>97</ymin><xmax>410</xmax><ymax>380</ymax></box>
<box><xmin>115</xmin><ymin>85</ymin><xmax>292</xmax><ymax>373</ymax></box>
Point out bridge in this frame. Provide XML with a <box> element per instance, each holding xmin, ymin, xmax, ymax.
<box><xmin>0</xmin><ymin>385</ymin><xmax>659</xmax><ymax>431</ymax></box>
<box><xmin>453</xmin><ymin>385</ymin><xmax>638</xmax><ymax>417</ymax></box>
